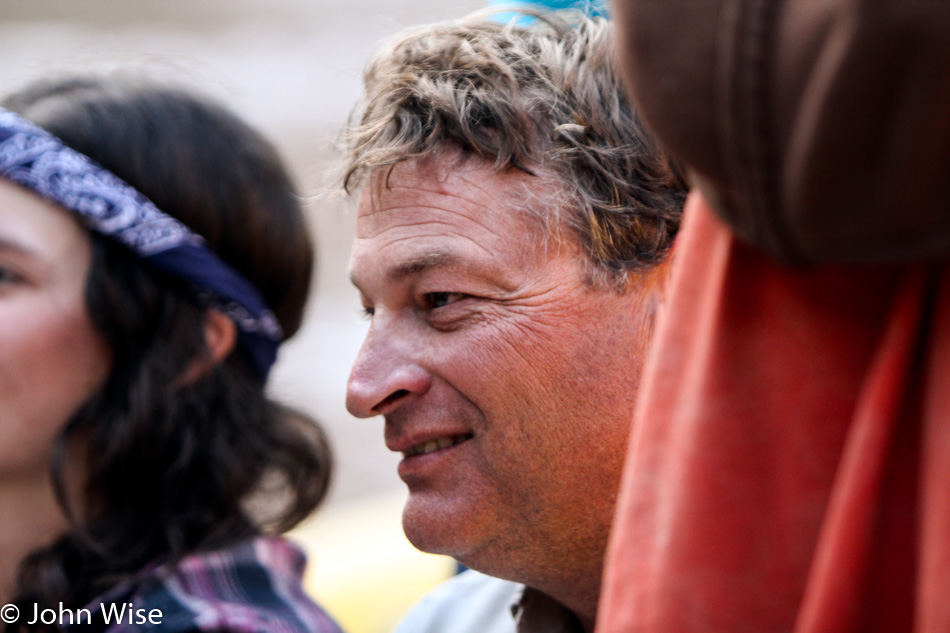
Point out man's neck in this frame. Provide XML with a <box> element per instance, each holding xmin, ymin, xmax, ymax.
<box><xmin>515</xmin><ymin>586</ymin><xmax>595</xmax><ymax>633</ymax></box>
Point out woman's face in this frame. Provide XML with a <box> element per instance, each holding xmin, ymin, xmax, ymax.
<box><xmin>0</xmin><ymin>180</ymin><xmax>111</xmax><ymax>480</ymax></box>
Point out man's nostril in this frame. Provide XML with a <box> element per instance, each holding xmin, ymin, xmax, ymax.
<box><xmin>373</xmin><ymin>389</ymin><xmax>410</xmax><ymax>414</ymax></box>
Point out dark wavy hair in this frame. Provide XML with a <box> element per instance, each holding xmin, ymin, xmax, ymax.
<box><xmin>2</xmin><ymin>76</ymin><xmax>331</xmax><ymax>629</ymax></box>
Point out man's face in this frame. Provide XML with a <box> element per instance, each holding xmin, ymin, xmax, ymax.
<box><xmin>346</xmin><ymin>156</ymin><xmax>662</xmax><ymax>587</ymax></box>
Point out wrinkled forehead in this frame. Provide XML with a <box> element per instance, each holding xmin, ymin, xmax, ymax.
<box><xmin>356</xmin><ymin>153</ymin><xmax>563</xmax><ymax>242</ymax></box>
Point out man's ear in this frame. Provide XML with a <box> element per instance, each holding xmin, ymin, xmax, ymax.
<box><xmin>178</xmin><ymin>309</ymin><xmax>238</xmax><ymax>386</ymax></box>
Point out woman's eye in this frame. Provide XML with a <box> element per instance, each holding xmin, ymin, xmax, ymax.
<box><xmin>0</xmin><ymin>267</ymin><xmax>23</xmax><ymax>285</ymax></box>
<box><xmin>425</xmin><ymin>292</ymin><xmax>464</xmax><ymax>309</ymax></box>
<box><xmin>360</xmin><ymin>306</ymin><xmax>375</xmax><ymax>320</ymax></box>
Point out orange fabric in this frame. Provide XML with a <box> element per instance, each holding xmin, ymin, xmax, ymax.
<box><xmin>598</xmin><ymin>191</ymin><xmax>950</xmax><ymax>632</ymax></box>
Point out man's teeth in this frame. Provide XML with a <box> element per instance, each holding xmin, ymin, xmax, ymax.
<box><xmin>404</xmin><ymin>434</ymin><xmax>472</xmax><ymax>457</ymax></box>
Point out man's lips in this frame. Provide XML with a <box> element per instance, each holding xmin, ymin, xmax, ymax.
<box><xmin>401</xmin><ymin>433</ymin><xmax>474</xmax><ymax>458</ymax></box>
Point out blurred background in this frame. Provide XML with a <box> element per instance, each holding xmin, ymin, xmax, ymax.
<box><xmin>0</xmin><ymin>1</ymin><xmax>484</xmax><ymax>630</ymax></box>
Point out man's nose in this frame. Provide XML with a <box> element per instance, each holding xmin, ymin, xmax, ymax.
<box><xmin>346</xmin><ymin>323</ymin><xmax>431</xmax><ymax>418</ymax></box>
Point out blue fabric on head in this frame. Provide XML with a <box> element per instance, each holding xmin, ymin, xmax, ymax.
<box><xmin>487</xmin><ymin>0</ymin><xmax>608</xmax><ymax>24</ymax></box>
<box><xmin>0</xmin><ymin>106</ymin><xmax>281</xmax><ymax>377</ymax></box>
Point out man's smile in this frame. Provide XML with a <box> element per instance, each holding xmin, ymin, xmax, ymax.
<box><xmin>402</xmin><ymin>433</ymin><xmax>474</xmax><ymax>458</ymax></box>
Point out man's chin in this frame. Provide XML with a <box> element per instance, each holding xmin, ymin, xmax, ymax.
<box><xmin>401</xmin><ymin>492</ymin><xmax>479</xmax><ymax>558</ymax></box>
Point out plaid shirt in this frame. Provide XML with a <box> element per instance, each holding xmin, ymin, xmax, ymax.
<box><xmin>62</xmin><ymin>537</ymin><xmax>343</xmax><ymax>633</ymax></box>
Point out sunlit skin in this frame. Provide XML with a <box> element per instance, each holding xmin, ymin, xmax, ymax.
<box><xmin>0</xmin><ymin>180</ymin><xmax>111</xmax><ymax>598</ymax></box>
<box><xmin>346</xmin><ymin>155</ymin><xmax>667</xmax><ymax>630</ymax></box>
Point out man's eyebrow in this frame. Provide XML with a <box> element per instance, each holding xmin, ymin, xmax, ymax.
<box><xmin>390</xmin><ymin>251</ymin><xmax>458</xmax><ymax>282</ymax></box>
<box><xmin>349</xmin><ymin>250</ymin><xmax>459</xmax><ymax>290</ymax></box>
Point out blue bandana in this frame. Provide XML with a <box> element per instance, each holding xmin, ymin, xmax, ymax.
<box><xmin>0</xmin><ymin>106</ymin><xmax>282</xmax><ymax>377</ymax></box>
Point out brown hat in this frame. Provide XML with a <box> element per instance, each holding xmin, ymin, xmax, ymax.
<box><xmin>613</xmin><ymin>0</ymin><xmax>950</xmax><ymax>264</ymax></box>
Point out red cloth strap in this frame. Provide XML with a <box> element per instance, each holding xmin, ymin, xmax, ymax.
<box><xmin>598</xmin><ymin>191</ymin><xmax>950</xmax><ymax>632</ymax></box>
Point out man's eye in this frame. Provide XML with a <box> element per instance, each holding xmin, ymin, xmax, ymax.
<box><xmin>425</xmin><ymin>292</ymin><xmax>464</xmax><ymax>309</ymax></box>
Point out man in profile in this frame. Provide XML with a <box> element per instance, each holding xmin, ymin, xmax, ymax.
<box><xmin>342</xmin><ymin>11</ymin><xmax>685</xmax><ymax>633</ymax></box>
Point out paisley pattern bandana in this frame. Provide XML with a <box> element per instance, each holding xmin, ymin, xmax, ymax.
<box><xmin>0</xmin><ymin>106</ymin><xmax>282</xmax><ymax>376</ymax></box>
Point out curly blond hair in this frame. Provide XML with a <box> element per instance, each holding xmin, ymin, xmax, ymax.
<box><xmin>343</xmin><ymin>11</ymin><xmax>687</xmax><ymax>288</ymax></box>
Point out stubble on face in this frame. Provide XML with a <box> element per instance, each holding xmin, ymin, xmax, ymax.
<box><xmin>347</xmin><ymin>155</ymin><xmax>663</xmax><ymax>616</ymax></box>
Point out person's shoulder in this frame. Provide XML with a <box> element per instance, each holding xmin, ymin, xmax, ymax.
<box><xmin>392</xmin><ymin>569</ymin><xmax>522</xmax><ymax>633</ymax></box>
<box><xmin>104</xmin><ymin>537</ymin><xmax>344</xmax><ymax>633</ymax></box>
